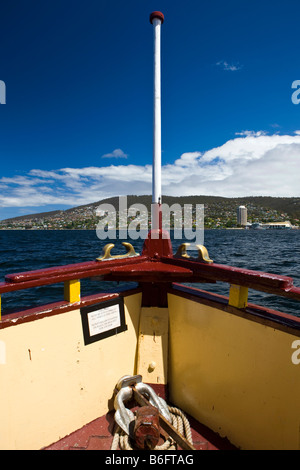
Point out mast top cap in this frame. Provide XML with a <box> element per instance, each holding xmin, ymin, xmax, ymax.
<box><xmin>150</xmin><ymin>11</ymin><xmax>164</xmax><ymax>24</ymax></box>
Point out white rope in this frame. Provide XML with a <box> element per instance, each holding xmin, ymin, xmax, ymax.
<box><xmin>111</xmin><ymin>405</ymin><xmax>193</xmax><ymax>450</ymax></box>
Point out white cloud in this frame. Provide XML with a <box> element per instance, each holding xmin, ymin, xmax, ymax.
<box><xmin>234</xmin><ymin>130</ymin><xmax>266</xmax><ymax>137</ymax></box>
<box><xmin>216</xmin><ymin>60</ymin><xmax>242</xmax><ymax>71</ymax></box>
<box><xmin>101</xmin><ymin>148</ymin><xmax>128</xmax><ymax>159</ymax></box>
<box><xmin>1</xmin><ymin>131</ymin><xmax>300</xmax><ymax>213</ymax></box>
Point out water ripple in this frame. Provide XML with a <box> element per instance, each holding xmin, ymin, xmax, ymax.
<box><xmin>0</xmin><ymin>229</ymin><xmax>299</xmax><ymax>317</ymax></box>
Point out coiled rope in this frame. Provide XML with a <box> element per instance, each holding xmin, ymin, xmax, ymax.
<box><xmin>111</xmin><ymin>405</ymin><xmax>193</xmax><ymax>450</ymax></box>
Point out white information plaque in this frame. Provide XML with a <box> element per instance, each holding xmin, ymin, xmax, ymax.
<box><xmin>80</xmin><ymin>298</ymin><xmax>127</xmax><ymax>345</ymax></box>
<box><xmin>87</xmin><ymin>304</ymin><xmax>121</xmax><ymax>336</ymax></box>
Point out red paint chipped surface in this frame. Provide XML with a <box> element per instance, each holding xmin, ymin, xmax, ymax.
<box><xmin>44</xmin><ymin>410</ymin><xmax>237</xmax><ymax>450</ymax></box>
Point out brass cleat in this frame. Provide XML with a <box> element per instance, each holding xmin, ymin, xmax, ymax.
<box><xmin>96</xmin><ymin>242</ymin><xmax>139</xmax><ymax>261</ymax></box>
<box><xmin>174</xmin><ymin>243</ymin><xmax>213</xmax><ymax>263</ymax></box>
<box><xmin>196</xmin><ymin>245</ymin><xmax>213</xmax><ymax>264</ymax></box>
<box><xmin>174</xmin><ymin>243</ymin><xmax>191</xmax><ymax>258</ymax></box>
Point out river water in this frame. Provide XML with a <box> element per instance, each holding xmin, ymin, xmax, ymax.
<box><xmin>0</xmin><ymin>229</ymin><xmax>299</xmax><ymax>317</ymax></box>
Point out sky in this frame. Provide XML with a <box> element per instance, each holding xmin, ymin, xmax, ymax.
<box><xmin>1</xmin><ymin>0</ymin><xmax>300</xmax><ymax>220</ymax></box>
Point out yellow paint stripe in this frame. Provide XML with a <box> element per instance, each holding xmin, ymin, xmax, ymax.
<box><xmin>64</xmin><ymin>280</ymin><xmax>80</xmax><ymax>303</ymax></box>
<box><xmin>229</xmin><ymin>284</ymin><xmax>248</xmax><ymax>309</ymax></box>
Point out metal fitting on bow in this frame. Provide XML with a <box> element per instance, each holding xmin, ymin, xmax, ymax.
<box><xmin>113</xmin><ymin>374</ymin><xmax>171</xmax><ymax>438</ymax></box>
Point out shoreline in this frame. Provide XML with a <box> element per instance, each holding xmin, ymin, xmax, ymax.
<box><xmin>0</xmin><ymin>227</ymin><xmax>298</xmax><ymax>232</ymax></box>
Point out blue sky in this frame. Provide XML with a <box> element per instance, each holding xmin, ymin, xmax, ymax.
<box><xmin>1</xmin><ymin>0</ymin><xmax>300</xmax><ymax>219</ymax></box>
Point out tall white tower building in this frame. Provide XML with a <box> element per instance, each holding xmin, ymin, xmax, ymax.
<box><xmin>237</xmin><ymin>206</ymin><xmax>247</xmax><ymax>226</ymax></box>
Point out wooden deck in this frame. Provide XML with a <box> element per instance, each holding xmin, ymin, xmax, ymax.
<box><xmin>43</xmin><ymin>409</ymin><xmax>237</xmax><ymax>450</ymax></box>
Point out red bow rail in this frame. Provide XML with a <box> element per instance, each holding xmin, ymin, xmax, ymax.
<box><xmin>0</xmin><ymin>232</ymin><xmax>300</xmax><ymax>324</ymax></box>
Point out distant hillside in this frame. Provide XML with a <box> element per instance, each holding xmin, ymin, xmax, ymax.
<box><xmin>1</xmin><ymin>195</ymin><xmax>300</xmax><ymax>229</ymax></box>
<box><xmin>1</xmin><ymin>209</ymin><xmax>64</xmax><ymax>222</ymax></box>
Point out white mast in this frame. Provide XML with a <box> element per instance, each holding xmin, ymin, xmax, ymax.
<box><xmin>150</xmin><ymin>11</ymin><xmax>164</xmax><ymax>230</ymax></box>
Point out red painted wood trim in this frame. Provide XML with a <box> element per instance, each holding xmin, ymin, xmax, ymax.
<box><xmin>0</xmin><ymin>259</ymin><xmax>193</xmax><ymax>293</ymax></box>
<box><xmin>162</xmin><ymin>257</ymin><xmax>300</xmax><ymax>300</ymax></box>
<box><xmin>0</xmin><ymin>288</ymin><xmax>142</xmax><ymax>330</ymax></box>
<box><xmin>0</xmin><ymin>248</ymin><xmax>299</xmax><ymax>304</ymax></box>
<box><xmin>5</xmin><ymin>255</ymin><xmax>148</xmax><ymax>283</ymax></box>
<box><xmin>108</xmin><ymin>261</ymin><xmax>193</xmax><ymax>281</ymax></box>
<box><xmin>163</xmin><ymin>257</ymin><xmax>293</xmax><ymax>288</ymax></box>
<box><xmin>0</xmin><ymin>261</ymin><xmax>150</xmax><ymax>294</ymax></box>
<box><xmin>141</xmin><ymin>230</ymin><xmax>173</xmax><ymax>258</ymax></box>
